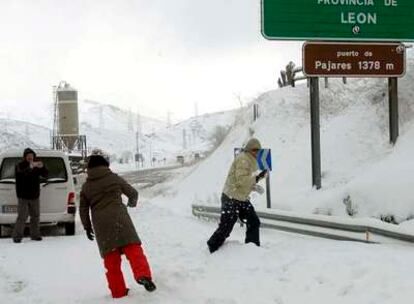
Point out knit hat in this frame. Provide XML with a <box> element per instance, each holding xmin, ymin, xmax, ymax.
<box><xmin>244</xmin><ymin>138</ymin><xmax>262</xmax><ymax>151</ymax></box>
<box><xmin>23</xmin><ymin>148</ymin><xmax>36</xmax><ymax>158</ymax></box>
<box><xmin>87</xmin><ymin>154</ymin><xmax>109</xmax><ymax>169</ymax></box>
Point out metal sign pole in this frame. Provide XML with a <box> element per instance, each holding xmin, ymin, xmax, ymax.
<box><xmin>310</xmin><ymin>77</ymin><xmax>322</xmax><ymax>189</ymax></box>
<box><xmin>388</xmin><ymin>77</ymin><xmax>399</xmax><ymax>145</ymax></box>
<box><xmin>266</xmin><ymin>174</ymin><xmax>271</xmax><ymax>209</ymax></box>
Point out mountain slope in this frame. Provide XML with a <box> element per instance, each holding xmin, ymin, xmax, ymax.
<box><xmin>0</xmin><ymin>100</ymin><xmax>237</xmax><ymax>165</ymax></box>
<box><xmin>173</xmin><ymin>53</ymin><xmax>414</xmax><ymax>222</ymax></box>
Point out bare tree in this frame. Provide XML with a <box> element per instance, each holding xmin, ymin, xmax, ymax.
<box><xmin>209</xmin><ymin>126</ymin><xmax>230</xmax><ymax>149</ymax></box>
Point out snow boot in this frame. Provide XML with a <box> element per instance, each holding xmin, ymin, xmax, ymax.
<box><xmin>13</xmin><ymin>238</ymin><xmax>22</xmax><ymax>243</ymax></box>
<box><xmin>207</xmin><ymin>243</ymin><xmax>217</xmax><ymax>254</ymax></box>
<box><xmin>137</xmin><ymin>277</ymin><xmax>156</xmax><ymax>292</ymax></box>
<box><xmin>31</xmin><ymin>236</ymin><xmax>42</xmax><ymax>241</ymax></box>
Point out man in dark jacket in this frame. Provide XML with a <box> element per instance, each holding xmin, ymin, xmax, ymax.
<box><xmin>80</xmin><ymin>153</ymin><xmax>156</xmax><ymax>299</ymax></box>
<box><xmin>12</xmin><ymin>148</ymin><xmax>48</xmax><ymax>243</ymax></box>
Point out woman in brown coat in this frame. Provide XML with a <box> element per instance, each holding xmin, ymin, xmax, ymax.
<box><xmin>80</xmin><ymin>154</ymin><xmax>156</xmax><ymax>298</ymax></box>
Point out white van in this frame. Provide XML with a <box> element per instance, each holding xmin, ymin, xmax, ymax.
<box><xmin>0</xmin><ymin>150</ymin><xmax>76</xmax><ymax>236</ymax></box>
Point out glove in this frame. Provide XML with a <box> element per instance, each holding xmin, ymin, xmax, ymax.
<box><xmin>86</xmin><ymin>228</ymin><xmax>95</xmax><ymax>241</ymax></box>
<box><xmin>127</xmin><ymin>200</ymin><xmax>137</xmax><ymax>208</ymax></box>
<box><xmin>256</xmin><ymin>170</ymin><xmax>268</xmax><ymax>182</ymax></box>
<box><xmin>252</xmin><ymin>184</ymin><xmax>265</xmax><ymax>195</ymax></box>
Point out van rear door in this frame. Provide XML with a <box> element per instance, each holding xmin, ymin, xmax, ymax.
<box><xmin>0</xmin><ymin>157</ymin><xmax>19</xmax><ymax>213</ymax></box>
<box><xmin>38</xmin><ymin>157</ymin><xmax>70</xmax><ymax>214</ymax></box>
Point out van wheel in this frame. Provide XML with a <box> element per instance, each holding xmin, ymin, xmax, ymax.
<box><xmin>65</xmin><ymin>222</ymin><xmax>75</xmax><ymax>236</ymax></box>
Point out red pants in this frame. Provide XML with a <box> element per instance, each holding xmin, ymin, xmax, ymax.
<box><xmin>103</xmin><ymin>243</ymin><xmax>152</xmax><ymax>298</ymax></box>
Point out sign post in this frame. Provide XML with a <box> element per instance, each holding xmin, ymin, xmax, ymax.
<box><xmin>257</xmin><ymin>149</ymin><xmax>273</xmax><ymax>208</ymax></box>
<box><xmin>310</xmin><ymin>78</ymin><xmax>322</xmax><ymax>189</ymax></box>
<box><xmin>389</xmin><ymin>78</ymin><xmax>399</xmax><ymax>145</ymax></box>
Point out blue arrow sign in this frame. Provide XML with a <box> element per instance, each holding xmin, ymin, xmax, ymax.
<box><xmin>257</xmin><ymin>149</ymin><xmax>272</xmax><ymax>171</ymax></box>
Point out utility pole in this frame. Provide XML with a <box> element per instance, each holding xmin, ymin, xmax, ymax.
<box><xmin>135</xmin><ymin>130</ymin><xmax>140</xmax><ymax>168</ymax></box>
<box><xmin>253</xmin><ymin>104</ymin><xmax>259</xmax><ymax>121</ymax></box>
<box><xmin>128</xmin><ymin>108</ymin><xmax>134</xmax><ymax>132</ymax></box>
<box><xmin>183</xmin><ymin>129</ymin><xmax>187</xmax><ymax>149</ymax></box>
<box><xmin>135</xmin><ymin>109</ymin><xmax>142</xmax><ymax>168</ymax></box>
<box><xmin>149</xmin><ymin>141</ymin><xmax>153</xmax><ymax>167</ymax></box>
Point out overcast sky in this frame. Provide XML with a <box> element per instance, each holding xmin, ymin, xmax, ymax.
<box><xmin>0</xmin><ymin>0</ymin><xmax>302</xmax><ymax>122</ymax></box>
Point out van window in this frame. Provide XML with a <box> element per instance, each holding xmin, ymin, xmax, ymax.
<box><xmin>0</xmin><ymin>157</ymin><xmax>68</xmax><ymax>183</ymax></box>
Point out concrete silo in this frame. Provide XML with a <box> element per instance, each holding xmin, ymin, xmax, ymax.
<box><xmin>57</xmin><ymin>83</ymin><xmax>79</xmax><ymax>150</ymax></box>
<box><xmin>52</xmin><ymin>81</ymin><xmax>87</xmax><ymax>158</ymax></box>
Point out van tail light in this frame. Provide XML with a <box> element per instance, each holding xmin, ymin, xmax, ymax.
<box><xmin>67</xmin><ymin>192</ymin><xmax>76</xmax><ymax>214</ymax></box>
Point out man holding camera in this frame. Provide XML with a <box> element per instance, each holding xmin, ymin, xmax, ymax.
<box><xmin>207</xmin><ymin>138</ymin><xmax>268</xmax><ymax>253</ymax></box>
<box><xmin>13</xmin><ymin>148</ymin><xmax>48</xmax><ymax>243</ymax></box>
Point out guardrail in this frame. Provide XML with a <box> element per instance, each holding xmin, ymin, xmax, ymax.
<box><xmin>192</xmin><ymin>205</ymin><xmax>414</xmax><ymax>245</ymax></box>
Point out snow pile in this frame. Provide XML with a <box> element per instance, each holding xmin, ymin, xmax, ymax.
<box><xmin>174</xmin><ymin>53</ymin><xmax>414</xmax><ymax>222</ymax></box>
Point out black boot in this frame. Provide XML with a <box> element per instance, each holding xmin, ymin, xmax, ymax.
<box><xmin>207</xmin><ymin>241</ymin><xmax>218</xmax><ymax>254</ymax></box>
<box><xmin>31</xmin><ymin>236</ymin><xmax>43</xmax><ymax>241</ymax></box>
<box><xmin>137</xmin><ymin>277</ymin><xmax>156</xmax><ymax>292</ymax></box>
<box><xmin>13</xmin><ymin>238</ymin><xmax>22</xmax><ymax>243</ymax></box>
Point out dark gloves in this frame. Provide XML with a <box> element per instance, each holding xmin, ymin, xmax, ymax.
<box><xmin>86</xmin><ymin>228</ymin><xmax>95</xmax><ymax>241</ymax></box>
<box><xmin>127</xmin><ymin>200</ymin><xmax>137</xmax><ymax>208</ymax></box>
<box><xmin>256</xmin><ymin>170</ymin><xmax>268</xmax><ymax>183</ymax></box>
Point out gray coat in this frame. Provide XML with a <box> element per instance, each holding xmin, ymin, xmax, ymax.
<box><xmin>80</xmin><ymin>166</ymin><xmax>141</xmax><ymax>258</ymax></box>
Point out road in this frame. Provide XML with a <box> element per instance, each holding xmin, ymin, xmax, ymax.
<box><xmin>120</xmin><ymin>165</ymin><xmax>184</xmax><ymax>189</ymax></box>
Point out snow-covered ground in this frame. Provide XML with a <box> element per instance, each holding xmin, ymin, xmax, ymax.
<box><xmin>1</xmin><ymin>180</ymin><xmax>414</xmax><ymax>304</ymax></box>
<box><xmin>2</xmin><ymin>48</ymin><xmax>414</xmax><ymax>304</ymax></box>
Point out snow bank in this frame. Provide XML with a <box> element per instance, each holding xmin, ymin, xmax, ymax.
<box><xmin>174</xmin><ymin>53</ymin><xmax>414</xmax><ymax>222</ymax></box>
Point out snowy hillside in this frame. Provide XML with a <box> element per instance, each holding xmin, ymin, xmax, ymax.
<box><xmin>0</xmin><ymin>119</ymin><xmax>50</xmax><ymax>152</ymax></box>
<box><xmin>0</xmin><ymin>99</ymin><xmax>237</xmax><ymax>165</ymax></box>
<box><xmin>80</xmin><ymin>100</ymin><xmax>167</xmax><ymax>135</ymax></box>
<box><xmin>175</xmin><ymin>53</ymin><xmax>414</xmax><ymax>222</ymax></box>
<box><xmin>81</xmin><ymin>100</ymin><xmax>237</xmax><ymax>165</ymax></box>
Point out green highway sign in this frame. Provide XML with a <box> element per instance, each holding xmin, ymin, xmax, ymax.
<box><xmin>261</xmin><ymin>0</ymin><xmax>414</xmax><ymax>41</ymax></box>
